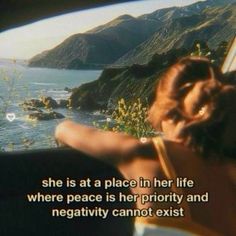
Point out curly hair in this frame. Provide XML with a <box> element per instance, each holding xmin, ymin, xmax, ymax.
<box><xmin>148</xmin><ymin>56</ymin><xmax>236</xmax><ymax>158</ymax></box>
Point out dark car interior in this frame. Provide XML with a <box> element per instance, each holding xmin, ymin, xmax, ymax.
<box><xmin>0</xmin><ymin>1</ymin><xmax>135</xmax><ymax>235</ymax></box>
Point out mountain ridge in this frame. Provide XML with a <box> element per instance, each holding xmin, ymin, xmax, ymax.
<box><xmin>28</xmin><ymin>0</ymin><xmax>236</xmax><ymax>69</ymax></box>
<box><xmin>29</xmin><ymin>14</ymin><xmax>160</xmax><ymax>69</ymax></box>
<box><xmin>114</xmin><ymin>2</ymin><xmax>236</xmax><ymax>66</ymax></box>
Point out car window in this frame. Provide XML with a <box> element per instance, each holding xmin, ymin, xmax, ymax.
<box><xmin>0</xmin><ymin>0</ymin><xmax>235</xmax><ymax>152</ymax></box>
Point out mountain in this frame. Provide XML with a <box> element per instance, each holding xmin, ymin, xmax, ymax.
<box><xmin>68</xmin><ymin>39</ymin><xmax>230</xmax><ymax>111</ymax></box>
<box><xmin>28</xmin><ymin>0</ymin><xmax>236</xmax><ymax>69</ymax></box>
<box><xmin>140</xmin><ymin>0</ymin><xmax>235</xmax><ymax>22</ymax></box>
<box><xmin>114</xmin><ymin>2</ymin><xmax>236</xmax><ymax>66</ymax></box>
<box><xmin>68</xmin><ymin>47</ymin><xmax>197</xmax><ymax>111</ymax></box>
<box><xmin>29</xmin><ymin>15</ymin><xmax>160</xmax><ymax>69</ymax></box>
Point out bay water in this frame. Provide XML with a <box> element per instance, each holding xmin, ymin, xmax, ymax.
<box><xmin>0</xmin><ymin>59</ymin><xmax>103</xmax><ymax>151</ymax></box>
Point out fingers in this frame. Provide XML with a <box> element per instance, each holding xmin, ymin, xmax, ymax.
<box><xmin>55</xmin><ymin>120</ymin><xmax>74</xmax><ymax>143</ymax></box>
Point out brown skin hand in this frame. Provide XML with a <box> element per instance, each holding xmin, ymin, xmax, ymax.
<box><xmin>55</xmin><ymin>120</ymin><xmax>156</xmax><ymax>166</ymax></box>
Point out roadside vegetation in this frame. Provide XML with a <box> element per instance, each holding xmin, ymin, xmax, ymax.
<box><xmin>94</xmin><ymin>98</ymin><xmax>156</xmax><ymax>138</ymax></box>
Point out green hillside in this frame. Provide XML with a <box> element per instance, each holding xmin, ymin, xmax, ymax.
<box><xmin>28</xmin><ymin>0</ymin><xmax>235</xmax><ymax>70</ymax></box>
<box><xmin>114</xmin><ymin>3</ymin><xmax>236</xmax><ymax>66</ymax></box>
<box><xmin>29</xmin><ymin>15</ymin><xmax>160</xmax><ymax>69</ymax></box>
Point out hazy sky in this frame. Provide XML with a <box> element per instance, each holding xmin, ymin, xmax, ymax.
<box><xmin>0</xmin><ymin>0</ymin><xmax>203</xmax><ymax>60</ymax></box>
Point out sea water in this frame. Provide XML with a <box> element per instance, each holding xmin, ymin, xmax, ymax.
<box><xmin>0</xmin><ymin>59</ymin><xmax>103</xmax><ymax>151</ymax></box>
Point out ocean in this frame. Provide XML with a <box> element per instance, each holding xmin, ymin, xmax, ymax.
<box><xmin>0</xmin><ymin>59</ymin><xmax>104</xmax><ymax>151</ymax></box>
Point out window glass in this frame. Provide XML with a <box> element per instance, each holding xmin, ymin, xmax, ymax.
<box><xmin>0</xmin><ymin>0</ymin><xmax>235</xmax><ymax>151</ymax></box>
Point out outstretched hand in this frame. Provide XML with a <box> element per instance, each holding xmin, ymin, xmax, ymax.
<box><xmin>55</xmin><ymin>120</ymin><xmax>155</xmax><ymax>166</ymax></box>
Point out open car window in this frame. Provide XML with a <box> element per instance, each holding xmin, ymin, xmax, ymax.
<box><xmin>0</xmin><ymin>0</ymin><xmax>235</xmax><ymax>152</ymax></box>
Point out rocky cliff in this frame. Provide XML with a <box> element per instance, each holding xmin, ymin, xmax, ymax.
<box><xmin>69</xmin><ymin>48</ymin><xmax>189</xmax><ymax>110</ymax></box>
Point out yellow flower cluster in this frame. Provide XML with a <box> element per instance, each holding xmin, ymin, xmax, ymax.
<box><xmin>94</xmin><ymin>98</ymin><xmax>155</xmax><ymax>138</ymax></box>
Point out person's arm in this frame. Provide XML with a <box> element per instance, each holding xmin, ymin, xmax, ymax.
<box><xmin>55</xmin><ymin>120</ymin><xmax>155</xmax><ymax>166</ymax></box>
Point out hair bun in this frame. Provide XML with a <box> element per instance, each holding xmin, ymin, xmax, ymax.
<box><xmin>149</xmin><ymin>56</ymin><xmax>236</xmax><ymax>157</ymax></box>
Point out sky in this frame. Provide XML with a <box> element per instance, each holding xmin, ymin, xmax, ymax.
<box><xmin>0</xmin><ymin>0</ymin><xmax>203</xmax><ymax>60</ymax></box>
